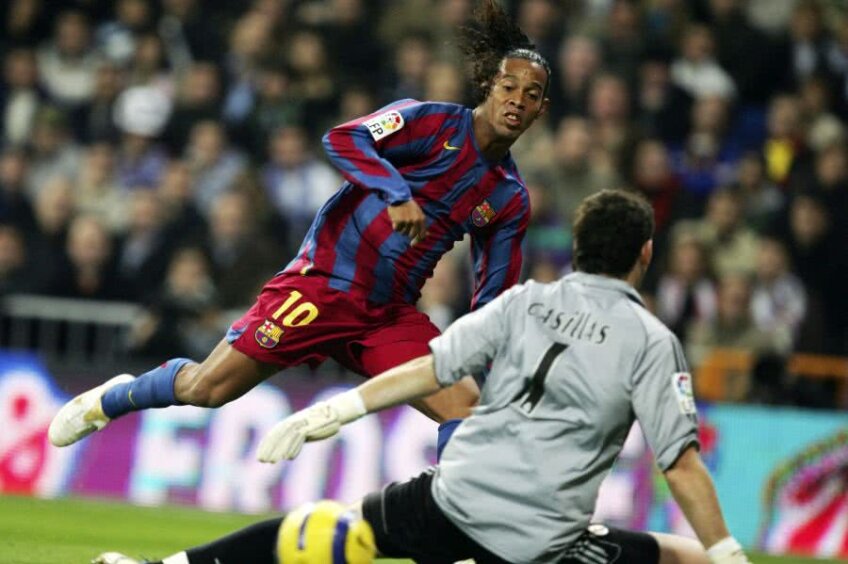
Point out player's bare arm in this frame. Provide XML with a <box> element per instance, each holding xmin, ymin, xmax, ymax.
<box><xmin>663</xmin><ymin>446</ymin><xmax>749</xmax><ymax>563</ymax></box>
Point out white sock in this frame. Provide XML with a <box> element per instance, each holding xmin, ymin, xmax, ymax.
<box><xmin>162</xmin><ymin>552</ymin><xmax>189</xmax><ymax>564</ymax></box>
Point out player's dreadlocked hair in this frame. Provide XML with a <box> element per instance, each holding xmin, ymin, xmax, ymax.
<box><xmin>459</xmin><ymin>0</ymin><xmax>551</xmax><ymax>103</ymax></box>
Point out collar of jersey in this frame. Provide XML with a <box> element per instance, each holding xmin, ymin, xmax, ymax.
<box><xmin>563</xmin><ymin>272</ymin><xmax>645</xmax><ymax>307</ymax></box>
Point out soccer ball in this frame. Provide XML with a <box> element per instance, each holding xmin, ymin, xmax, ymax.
<box><xmin>277</xmin><ymin>500</ymin><xmax>376</xmax><ymax>564</ymax></box>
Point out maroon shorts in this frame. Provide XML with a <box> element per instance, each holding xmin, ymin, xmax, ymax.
<box><xmin>226</xmin><ymin>273</ymin><xmax>441</xmax><ymax>377</ymax></box>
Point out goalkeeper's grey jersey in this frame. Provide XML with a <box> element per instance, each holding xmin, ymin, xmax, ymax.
<box><xmin>429</xmin><ymin>272</ymin><xmax>699</xmax><ymax>564</ymax></box>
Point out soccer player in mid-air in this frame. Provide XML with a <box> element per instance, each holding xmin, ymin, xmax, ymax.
<box><xmin>94</xmin><ymin>190</ymin><xmax>751</xmax><ymax>564</ymax></box>
<box><xmin>49</xmin><ymin>0</ymin><xmax>550</xmax><ymax>452</ymax></box>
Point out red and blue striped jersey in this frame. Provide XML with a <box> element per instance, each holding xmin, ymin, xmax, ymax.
<box><xmin>283</xmin><ymin>100</ymin><xmax>530</xmax><ymax>310</ymax></box>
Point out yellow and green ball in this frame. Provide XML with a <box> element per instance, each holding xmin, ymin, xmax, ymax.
<box><xmin>277</xmin><ymin>500</ymin><xmax>376</xmax><ymax>564</ymax></box>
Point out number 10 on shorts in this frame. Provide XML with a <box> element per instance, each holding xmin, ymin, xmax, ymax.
<box><xmin>272</xmin><ymin>290</ymin><xmax>320</xmax><ymax>328</ymax></box>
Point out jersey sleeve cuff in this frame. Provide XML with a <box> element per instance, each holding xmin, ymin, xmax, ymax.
<box><xmin>428</xmin><ymin>337</ymin><xmax>462</xmax><ymax>387</ymax></box>
<box><xmin>656</xmin><ymin>436</ymin><xmax>700</xmax><ymax>472</ymax></box>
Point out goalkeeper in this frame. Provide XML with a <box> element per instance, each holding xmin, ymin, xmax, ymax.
<box><xmin>97</xmin><ymin>190</ymin><xmax>749</xmax><ymax>564</ymax></box>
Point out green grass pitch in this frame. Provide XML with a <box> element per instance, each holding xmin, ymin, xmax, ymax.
<box><xmin>0</xmin><ymin>494</ymin><xmax>838</xmax><ymax>564</ymax></box>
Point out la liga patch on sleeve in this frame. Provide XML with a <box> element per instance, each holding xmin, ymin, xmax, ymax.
<box><xmin>672</xmin><ymin>372</ymin><xmax>696</xmax><ymax>415</ymax></box>
<box><xmin>363</xmin><ymin>110</ymin><xmax>405</xmax><ymax>141</ymax></box>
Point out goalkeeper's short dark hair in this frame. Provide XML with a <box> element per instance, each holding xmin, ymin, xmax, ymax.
<box><xmin>572</xmin><ymin>189</ymin><xmax>655</xmax><ymax>278</ymax></box>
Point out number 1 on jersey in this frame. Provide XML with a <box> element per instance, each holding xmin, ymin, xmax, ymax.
<box><xmin>513</xmin><ymin>342</ymin><xmax>568</xmax><ymax>412</ymax></box>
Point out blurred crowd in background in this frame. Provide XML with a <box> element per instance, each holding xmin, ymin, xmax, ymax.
<box><xmin>0</xmin><ymin>0</ymin><xmax>847</xmax><ymax>407</ymax></box>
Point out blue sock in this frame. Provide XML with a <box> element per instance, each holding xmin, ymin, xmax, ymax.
<box><xmin>436</xmin><ymin>418</ymin><xmax>463</xmax><ymax>461</ymax></box>
<box><xmin>101</xmin><ymin>358</ymin><xmax>193</xmax><ymax>419</ymax></box>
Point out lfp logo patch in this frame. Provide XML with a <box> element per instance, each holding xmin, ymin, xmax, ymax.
<box><xmin>255</xmin><ymin>320</ymin><xmax>284</xmax><ymax>349</ymax></box>
<box><xmin>364</xmin><ymin>110</ymin><xmax>404</xmax><ymax>141</ymax></box>
<box><xmin>471</xmin><ymin>200</ymin><xmax>497</xmax><ymax>227</ymax></box>
<box><xmin>672</xmin><ymin>372</ymin><xmax>696</xmax><ymax>415</ymax></box>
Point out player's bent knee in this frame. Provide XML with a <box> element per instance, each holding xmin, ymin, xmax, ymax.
<box><xmin>650</xmin><ymin>532</ymin><xmax>709</xmax><ymax>564</ymax></box>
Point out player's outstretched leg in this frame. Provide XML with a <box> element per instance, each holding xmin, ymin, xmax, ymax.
<box><xmin>97</xmin><ymin>517</ymin><xmax>283</xmax><ymax>564</ymax></box>
<box><xmin>50</xmin><ymin>339</ymin><xmax>275</xmax><ymax>447</ymax></box>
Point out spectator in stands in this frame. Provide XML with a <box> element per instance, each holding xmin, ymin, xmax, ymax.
<box><xmin>629</xmin><ymin>138</ymin><xmax>687</xmax><ymax>256</ymax></box>
<box><xmin>425</xmin><ymin>62</ymin><xmax>465</xmax><ymax>104</ymax></box>
<box><xmin>125</xmin><ymin>33</ymin><xmax>172</xmax><ymax>94</ymax></box>
<box><xmin>764</xmin><ymin>94</ymin><xmax>805</xmax><ymax>185</ymax></box>
<box><xmin>205</xmin><ymin>190</ymin><xmax>277</xmax><ymax>308</ymax></box>
<box><xmin>128</xmin><ymin>246</ymin><xmax>221</xmax><ymax>359</ymax></box>
<box><xmin>156</xmin><ymin>160</ymin><xmax>206</xmax><ymax>245</ymax></box>
<box><xmin>781</xmin><ymin>193</ymin><xmax>848</xmax><ymax>353</ymax></box>
<box><xmin>0</xmin><ymin>147</ymin><xmax>35</xmax><ymax>232</ymax></box>
<box><xmin>671</xmin><ymin>24</ymin><xmax>736</xmax><ymax>100</ymax></box>
<box><xmin>673</xmin><ymin>187</ymin><xmax>760</xmax><ymax>279</ymax></box>
<box><xmin>686</xmin><ymin>273</ymin><xmax>791</xmax><ymax>399</ymax></box>
<box><xmin>157</xmin><ymin>0</ymin><xmax>225</xmax><ymax>65</ymax></box>
<box><xmin>25</xmin><ymin>107</ymin><xmax>81</xmax><ymax>197</ymax></box>
<box><xmin>74</xmin><ymin>62</ymin><xmax>123</xmax><ymax>143</ymax></box>
<box><xmin>671</xmin><ymin>94</ymin><xmax>740</xmax><ymax>197</ymax></box>
<box><xmin>778</xmin><ymin>0</ymin><xmax>835</xmax><ymax>91</ymax></box>
<box><xmin>95</xmin><ymin>0</ymin><xmax>153</xmax><ymax>66</ymax></box>
<box><xmin>797</xmin><ymin>75</ymin><xmax>844</xmax><ymax>144</ymax></box>
<box><xmin>185</xmin><ymin>120</ymin><xmax>247</xmax><ymax>216</ymax></box>
<box><xmin>261</xmin><ymin>124</ymin><xmax>339</xmax><ymax>251</ymax></box>
<box><xmin>587</xmin><ymin>73</ymin><xmax>632</xmax><ymax>168</ymax></box>
<box><xmin>828</xmin><ymin>16</ymin><xmax>848</xmax><ymax>113</ymax></box>
<box><xmin>546</xmin><ymin>117</ymin><xmax>615</xmax><ymax>224</ymax></box>
<box><xmin>1</xmin><ymin>47</ymin><xmax>45</xmax><ymax>146</ymax></box>
<box><xmin>1</xmin><ymin>0</ymin><xmax>51</xmax><ymax>50</ymax></box>
<box><xmin>600</xmin><ymin>0</ymin><xmax>646</xmax><ymax>85</ymax></box>
<box><xmin>220</xmin><ymin>11</ymin><xmax>274</xmax><ymax>126</ymax></box>
<box><xmin>549</xmin><ymin>35</ymin><xmax>600</xmax><ymax>124</ymax></box>
<box><xmin>285</xmin><ymin>30</ymin><xmax>337</xmax><ymax>122</ymax></box>
<box><xmin>27</xmin><ymin>176</ymin><xmax>74</xmax><ymax>290</ymax></box>
<box><xmin>707</xmin><ymin>0</ymin><xmax>775</xmax><ymax>104</ymax></box>
<box><xmin>163</xmin><ymin>63</ymin><xmax>222</xmax><ymax>154</ymax></box>
<box><xmin>75</xmin><ymin>142</ymin><xmax>127</xmax><ymax>233</ymax></box>
<box><xmin>319</xmin><ymin>0</ymin><xmax>383</xmax><ymax>84</ymax></box>
<box><xmin>751</xmin><ymin>236</ymin><xmax>807</xmax><ymax>343</ymax></box>
<box><xmin>735</xmin><ymin>151</ymin><xmax>784</xmax><ymax>233</ymax></box>
<box><xmin>384</xmin><ymin>32</ymin><xmax>432</xmax><ymax>102</ymax></box>
<box><xmin>810</xmin><ymin>143</ymin><xmax>848</xmax><ymax>228</ymax></box>
<box><xmin>37</xmin><ymin>11</ymin><xmax>99</xmax><ymax>108</ymax></box>
<box><xmin>516</xmin><ymin>0</ymin><xmax>561</xmax><ymax>68</ymax></box>
<box><xmin>334</xmin><ymin>83</ymin><xmax>376</xmax><ymax>124</ymax></box>
<box><xmin>116</xmin><ymin>190</ymin><xmax>172</xmax><ymax>301</ymax></box>
<box><xmin>0</xmin><ymin>224</ymin><xmax>29</xmax><ymax>295</ymax></box>
<box><xmin>48</xmin><ymin>215</ymin><xmax>122</xmax><ymax>300</ymax></box>
<box><xmin>113</xmin><ymin>85</ymin><xmax>171</xmax><ymax>190</ymax></box>
<box><xmin>523</xmin><ymin>179</ymin><xmax>572</xmax><ymax>278</ymax></box>
<box><xmin>237</xmin><ymin>65</ymin><xmax>304</xmax><ymax>160</ymax></box>
<box><xmin>635</xmin><ymin>56</ymin><xmax>692</xmax><ymax>144</ymax></box>
<box><xmin>654</xmin><ymin>233</ymin><xmax>717</xmax><ymax>342</ymax></box>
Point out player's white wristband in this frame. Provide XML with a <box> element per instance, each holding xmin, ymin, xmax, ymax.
<box><xmin>327</xmin><ymin>389</ymin><xmax>367</xmax><ymax>424</ymax></box>
<box><xmin>706</xmin><ymin>537</ymin><xmax>749</xmax><ymax>564</ymax></box>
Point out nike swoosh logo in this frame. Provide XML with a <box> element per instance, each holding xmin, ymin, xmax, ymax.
<box><xmin>443</xmin><ymin>141</ymin><xmax>461</xmax><ymax>151</ymax></box>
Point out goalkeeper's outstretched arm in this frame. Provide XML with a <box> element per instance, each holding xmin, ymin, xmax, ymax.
<box><xmin>257</xmin><ymin>354</ymin><xmax>443</xmax><ymax>463</ymax></box>
<box><xmin>663</xmin><ymin>446</ymin><xmax>751</xmax><ymax>564</ymax></box>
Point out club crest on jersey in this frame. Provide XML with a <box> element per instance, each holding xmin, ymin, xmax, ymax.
<box><xmin>672</xmin><ymin>372</ymin><xmax>696</xmax><ymax>415</ymax></box>
<box><xmin>255</xmin><ymin>319</ymin><xmax>284</xmax><ymax>349</ymax></box>
<box><xmin>364</xmin><ymin>110</ymin><xmax>404</xmax><ymax>141</ymax></box>
<box><xmin>471</xmin><ymin>200</ymin><xmax>497</xmax><ymax>227</ymax></box>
